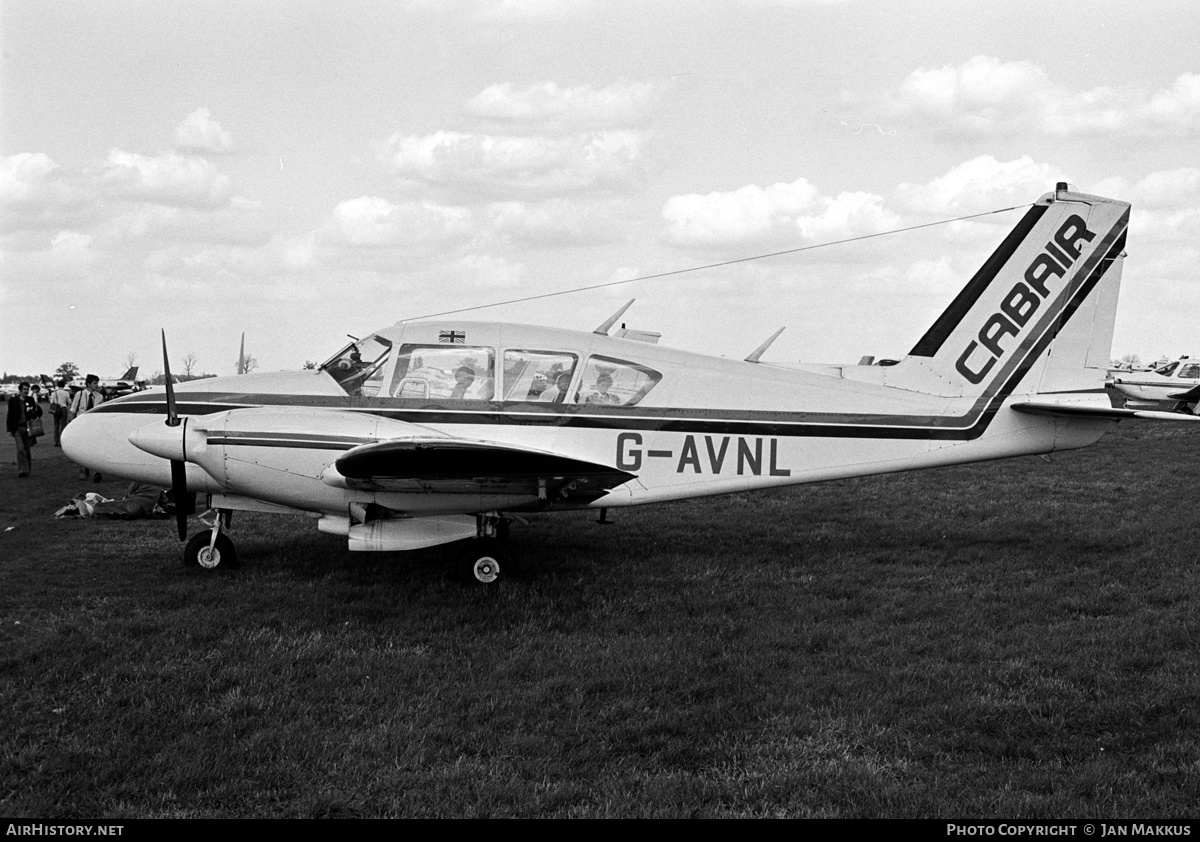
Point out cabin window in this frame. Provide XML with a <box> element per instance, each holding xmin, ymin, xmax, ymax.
<box><xmin>1178</xmin><ymin>364</ymin><xmax>1200</xmax><ymax>379</ymax></box>
<box><xmin>1155</xmin><ymin>362</ymin><xmax>1180</xmax><ymax>377</ymax></box>
<box><xmin>575</xmin><ymin>355</ymin><xmax>661</xmax><ymax>407</ymax></box>
<box><xmin>502</xmin><ymin>350</ymin><xmax>578</xmax><ymax>402</ymax></box>
<box><xmin>390</xmin><ymin>344</ymin><xmax>495</xmax><ymax>401</ymax></box>
<box><xmin>322</xmin><ymin>335</ymin><xmax>393</xmax><ymax>397</ymax></box>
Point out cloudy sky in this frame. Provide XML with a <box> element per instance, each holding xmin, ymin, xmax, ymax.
<box><xmin>2</xmin><ymin>0</ymin><xmax>1197</xmax><ymax>378</ymax></box>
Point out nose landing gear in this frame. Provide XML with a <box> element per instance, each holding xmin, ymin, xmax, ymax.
<box><xmin>183</xmin><ymin>509</ymin><xmax>237</xmax><ymax>570</ymax></box>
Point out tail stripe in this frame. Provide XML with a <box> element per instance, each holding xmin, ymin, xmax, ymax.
<box><xmin>909</xmin><ymin>204</ymin><xmax>1048</xmax><ymax>357</ymax></box>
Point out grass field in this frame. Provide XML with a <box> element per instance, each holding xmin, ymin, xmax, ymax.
<box><xmin>2</xmin><ymin>421</ymin><xmax>1199</xmax><ymax>818</ymax></box>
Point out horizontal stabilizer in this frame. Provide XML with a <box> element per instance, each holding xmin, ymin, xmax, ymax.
<box><xmin>1168</xmin><ymin>384</ymin><xmax>1200</xmax><ymax>402</ymax></box>
<box><xmin>1011</xmin><ymin>400</ymin><xmax>1200</xmax><ymax>422</ymax></box>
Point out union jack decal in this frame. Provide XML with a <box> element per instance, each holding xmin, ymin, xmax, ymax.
<box><xmin>438</xmin><ymin>330</ymin><xmax>466</xmax><ymax>344</ymax></box>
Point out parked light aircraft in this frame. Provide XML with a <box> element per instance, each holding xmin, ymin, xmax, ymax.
<box><xmin>1109</xmin><ymin>356</ymin><xmax>1200</xmax><ymax>414</ymax></box>
<box><xmin>70</xmin><ymin>366</ymin><xmax>146</xmax><ymax>398</ymax></box>
<box><xmin>62</xmin><ymin>184</ymin><xmax>1198</xmax><ymax>584</ymax></box>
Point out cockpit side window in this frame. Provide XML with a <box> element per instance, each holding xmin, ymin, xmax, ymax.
<box><xmin>1155</xmin><ymin>362</ymin><xmax>1180</xmax><ymax>377</ymax></box>
<box><xmin>575</xmin><ymin>355</ymin><xmax>661</xmax><ymax>407</ymax></box>
<box><xmin>502</xmin><ymin>350</ymin><xmax>578</xmax><ymax>402</ymax></box>
<box><xmin>390</xmin><ymin>344</ymin><xmax>495</xmax><ymax>401</ymax></box>
<box><xmin>321</xmin><ymin>335</ymin><xmax>393</xmax><ymax>397</ymax></box>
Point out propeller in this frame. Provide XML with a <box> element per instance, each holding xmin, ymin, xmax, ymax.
<box><xmin>161</xmin><ymin>331</ymin><xmax>192</xmax><ymax>540</ymax></box>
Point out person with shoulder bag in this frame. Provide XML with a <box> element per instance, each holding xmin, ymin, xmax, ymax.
<box><xmin>6</xmin><ymin>382</ymin><xmax>35</xmax><ymax>477</ymax></box>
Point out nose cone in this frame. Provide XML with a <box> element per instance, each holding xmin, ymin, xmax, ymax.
<box><xmin>61</xmin><ymin>408</ymin><xmax>173</xmax><ymax>486</ymax></box>
<box><xmin>128</xmin><ymin>418</ymin><xmax>187</xmax><ymax>462</ymax></box>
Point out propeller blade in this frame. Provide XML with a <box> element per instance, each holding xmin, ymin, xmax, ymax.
<box><xmin>170</xmin><ymin>460</ymin><xmax>189</xmax><ymax>540</ymax></box>
<box><xmin>161</xmin><ymin>330</ymin><xmax>179</xmax><ymax>428</ymax></box>
<box><xmin>161</xmin><ymin>330</ymin><xmax>188</xmax><ymax>541</ymax></box>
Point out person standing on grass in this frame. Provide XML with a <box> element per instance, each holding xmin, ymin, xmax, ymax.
<box><xmin>50</xmin><ymin>378</ymin><xmax>72</xmax><ymax>446</ymax></box>
<box><xmin>68</xmin><ymin>374</ymin><xmax>105</xmax><ymax>482</ymax></box>
<box><xmin>6</xmin><ymin>382</ymin><xmax>37</xmax><ymax>478</ymax></box>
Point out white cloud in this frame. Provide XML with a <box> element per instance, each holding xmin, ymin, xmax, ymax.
<box><xmin>378</xmin><ymin>130</ymin><xmax>645</xmax><ymax>197</ymax></box>
<box><xmin>1142</xmin><ymin>73</ymin><xmax>1200</xmax><ymax>132</ymax></box>
<box><xmin>0</xmin><ymin>153</ymin><xmax>92</xmax><ymax>231</ymax></box>
<box><xmin>893</xmin><ymin>55</ymin><xmax>1049</xmax><ymax>132</ymax></box>
<box><xmin>174</xmin><ymin>108</ymin><xmax>235</xmax><ymax>154</ymax></box>
<box><xmin>1092</xmin><ymin>167</ymin><xmax>1200</xmax><ymax>210</ymax></box>
<box><xmin>886</xmin><ymin>57</ymin><xmax>1200</xmax><ymax>138</ymax></box>
<box><xmin>661</xmin><ymin>178</ymin><xmax>897</xmax><ymax>249</ymax></box>
<box><xmin>319</xmin><ymin>196</ymin><xmax>473</xmax><ymax>248</ymax></box>
<box><xmin>896</xmin><ymin>155</ymin><xmax>1064</xmax><ymax>215</ymax></box>
<box><xmin>1</xmin><ymin>152</ymin><xmax>59</xmax><ymax>204</ymax></box>
<box><xmin>100</xmin><ymin>150</ymin><xmax>232</xmax><ymax>208</ymax></box>
<box><xmin>453</xmin><ymin>253</ymin><xmax>526</xmax><ymax>289</ymax></box>
<box><xmin>465</xmin><ymin>80</ymin><xmax>666</xmax><ymax>130</ymax></box>
<box><xmin>1091</xmin><ymin>168</ymin><xmax>1200</xmax><ymax>245</ymax></box>
<box><xmin>472</xmin><ymin>0</ymin><xmax>591</xmax><ymax>20</ymax></box>
<box><xmin>486</xmin><ymin>198</ymin><xmax>624</xmax><ymax>246</ymax></box>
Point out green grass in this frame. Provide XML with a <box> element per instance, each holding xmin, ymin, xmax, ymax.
<box><xmin>2</xmin><ymin>423</ymin><xmax>1199</xmax><ymax>817</ymax></box>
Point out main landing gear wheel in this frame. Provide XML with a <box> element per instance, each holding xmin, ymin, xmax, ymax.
<box><xmin>457</xmin><ymin>539</ymin><xmax>510</xmax><ymax>586</ymax></box>
<box><xmin>184</xmin><ymin>531</ymin><xmax>238</xmax><ymax>570</ymax></box>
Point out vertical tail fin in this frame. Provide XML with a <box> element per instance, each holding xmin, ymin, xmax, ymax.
<box><xmin>898</xmin><ymin>184</ymin><xmax>1129</xmax><ymax>398</ymax></box>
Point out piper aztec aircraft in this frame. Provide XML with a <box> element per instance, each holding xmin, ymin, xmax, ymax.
<box><xmin>1109</xmin><ymin>356</ymin><xmax>1200</xmax><ymax>413</ymax></box>
<box><xmin>62</xmin><ymin>184</ymin><xmax>1197</xmax><ymax>584</ymax></box>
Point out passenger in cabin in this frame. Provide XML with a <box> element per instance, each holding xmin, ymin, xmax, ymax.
<box><xmin>538</xmin><ymin>372</ymin><xmax>573</xmax><ymax>403</ymax></box>
<box><xmin>450</xmin><ymin>366</ymin><xmax>475</xmax><ymax>400</ymax></box>
<box><xmin>583</xmin><ymin>373</ymin><xmax>620</xmax><ymax>405</ymax></box>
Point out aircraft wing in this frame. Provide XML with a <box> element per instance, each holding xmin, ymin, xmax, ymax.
<box><xmin>332</xmin><ymin>436</ymin><xmax>637</xmax><ymax>499</ymax></box>
<box><xmin>1168</xmin><ymin>385</ymin><xmax>1200</xmax><ymax>402</ymax></box>
<box><xmin>1011</xmin><ymin>400</ymin><xmax>1200</xmax><ymax>422</ymax></box>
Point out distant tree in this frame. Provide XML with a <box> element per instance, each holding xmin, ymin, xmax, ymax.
<box><xmin>239</xmin><ymin>354</ymin><xmax>258</xmax><ymax>374</ymax></box>
<box><xmin>124</xmin><ymin>351</ymin><xmax>139</xmax><ymax>370</ymax></box>
<box><xmin>303</xmin><ymin>361</ymin><xmax>318</xmax><ymax>370</ymax></box>
<box><xmin>181</xmin><ymin>352</ymin><xmax>199</xmax><ymax>378</ymax></box>
<box><xmin>1120</xmin><ymin>353</ymin><xmax>1142</xmax><ymax>367</ymax></box>
<box><xmin>55</xmin><ymin>362</ymin><xmax>80</xmax><ymax>381</ymax></box>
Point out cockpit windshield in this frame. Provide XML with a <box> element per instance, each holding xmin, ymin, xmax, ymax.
<box><xmin>321</xmin><ymin>334</ymin><xmax>393</xmax><ymax>396</ymax></box>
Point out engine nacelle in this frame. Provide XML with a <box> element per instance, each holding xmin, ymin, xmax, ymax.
<box><xmin>175</xmin><ymin>407</ymin><xmax>445</xmax><ymax>511</ymax></box>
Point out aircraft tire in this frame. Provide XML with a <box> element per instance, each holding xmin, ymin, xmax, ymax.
<box><xmin>183</xmin><ymin>531</ymin><xmax>238</xmax><ymax>571</ymax></box>
<box><xmin>457</xmin><ymin>539</ymin><xmax>509</xmax><ymax>586</ymax></box>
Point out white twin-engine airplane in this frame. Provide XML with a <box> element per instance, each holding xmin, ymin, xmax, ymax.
<box><xmin>1109</xmin><ymin>356</ymin><xmax>1200</xmax><ymax>413</ymax></box>
<box><xmin>63</xmin><ymin>184</ymin><xmax>1197</xmax><ymax>584</ymax></box>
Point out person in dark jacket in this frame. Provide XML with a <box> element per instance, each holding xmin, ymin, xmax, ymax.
<box><xmin>6</xmin><ymin>382</ymin><xmax>41</xmax><ymax>477</ymax></box>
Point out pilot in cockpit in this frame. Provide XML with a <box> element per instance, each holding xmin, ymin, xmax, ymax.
<box><xmin>331</xmin><ymin>346</ymin><xmax>368</xmax><ymax>393</ymax></box>
<box><xmin>538</xmin><ymin>372</ymin><xmax>573</xmax><ymax>403</ymax></box>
